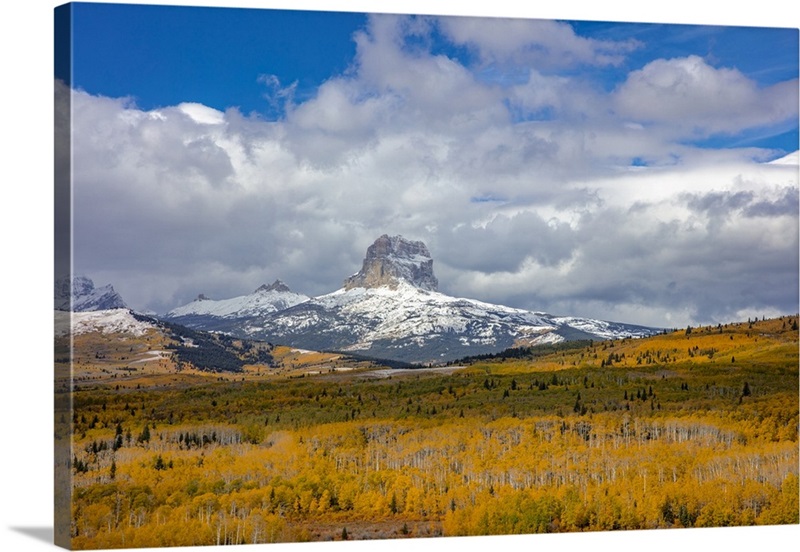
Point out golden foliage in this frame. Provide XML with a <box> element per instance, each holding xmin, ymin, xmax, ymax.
<box><xmin>67</xmin><ymin>316</ymin><xmax>799</xmax><ymax>548</ymax></box>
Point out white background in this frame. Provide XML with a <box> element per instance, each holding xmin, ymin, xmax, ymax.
<box><xmin>0</xmin><ymin>1</ymin><xmax>797</xmax><ymax>551</ymax></box>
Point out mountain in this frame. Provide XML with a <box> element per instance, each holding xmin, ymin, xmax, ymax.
<box><xmin>164</xmin><ymin>279</ymin><xmax>311</xmax><ymax>332</ymax></box>
<box><xmin>54</xmin><ymin>275</ymin><xmax>127</xmax><ymax>311</ymax></box>
<box><xmin>163</xmin><ymin>235</ymin><xmax>662</xmax><ymax>364</ymax></box>
<box><xmin>55</xmin><ymin>307</ymin><xmax>275</xmax><ymax>375</ymax></box>
<box><xmin>54</xmin><ymin>308</ymin><xmax>156</xmax><ymax>338</ymax></box>
<box><xmin>344</xmin><ymin>234</ymin><xmax>438</xmax><ymax>291</ymax></box>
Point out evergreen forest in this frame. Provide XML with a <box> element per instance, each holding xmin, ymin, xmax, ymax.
<box><xmin>61</xmin><ymin>316</ymin><xmax>799</xmax><ymax>548</ymax></box>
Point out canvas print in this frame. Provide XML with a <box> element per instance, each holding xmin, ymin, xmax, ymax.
<box><xmin>54</xmin><ymin>1</ymin><xmax>799</xmax><ymax>549</ymax></box>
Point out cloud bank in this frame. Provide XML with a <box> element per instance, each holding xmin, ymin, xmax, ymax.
<box><xmin>68</xmin><ymin>14</ymin><xmax>799</xmax><ymax>328</ymax></box>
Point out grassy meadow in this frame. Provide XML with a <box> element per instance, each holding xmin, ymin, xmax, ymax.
<box><xmin>60</xmin><ymin>316</ymin><xmax>799</xmax><ymax>548</ymax></box>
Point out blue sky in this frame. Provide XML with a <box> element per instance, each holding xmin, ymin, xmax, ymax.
<box><xmin>61</xmin><ymin>1</ymin><xmax>799</xmax><ymax>328</ymax></box>
<box><xmin>68</xmin><ymin>3</ymin><xmax>798</xmax><ymax>151</ymax></box>
<box><xmin>68</xmin><ymin>4</ymin><xmax>364</xmax><ymax>118</ymax></box>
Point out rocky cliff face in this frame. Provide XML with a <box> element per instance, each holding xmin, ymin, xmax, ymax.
<box><xmin>343</xmin><ymin>235</ymin><xmax>439</xmax><ymax>291</ymax></box>
<box><xmin>54</xmin><ymin>275</ymin><xmax>128</xmax><ymax>311</ymax></box>
<box><xmin>255</xmin><ymin>280</ymin><xmax>292</xmax><ymax>293</ymax></box>
<box><xmin>161</xmin><ymin>234</ymin><xmax>664</xmax><ymax>364</ymax></box>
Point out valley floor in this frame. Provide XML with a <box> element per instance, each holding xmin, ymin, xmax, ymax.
<box><xmin>60</xmin><ymin>317</ymin><xmax>799</xmax><ymax>548</ymax></box>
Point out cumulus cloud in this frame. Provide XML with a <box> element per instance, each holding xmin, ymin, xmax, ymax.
<box><xmin>439</xmin><ymin>17</ymin><xmax>642</xmax><ymax>69</ymax></box>
<box><xmin>614</xmin><ymin>55</ymin><xmax>799</xmax><ymax>138</ymax></box>
<box><xmin>68</xmin><ymin>14</ymin><xmax>799</xmax><ymax>328</ymax></box>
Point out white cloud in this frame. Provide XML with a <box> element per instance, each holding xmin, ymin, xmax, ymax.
<box><xmin>67</xmin><ymin>14</ymin><xmax>798</xmax><ymax>328</ymax></box>
<box><xmin>176</xmin><ymin>102</ymin><xmax>225</xmax><ymax>125</ymax></box>
<box><xmin>614</xmin><ymin>55</ymin><xmax>799</xmax><ymax>137</ymax></box>
<box><xmin>439</xmin><ymin>16</ymin><xmax>641</xmax><ymax>69</ymax></box>
<box><xmin>352</xmin><ymin>15</ymin><xmax>506</xmax><ymax>128</ymax></box>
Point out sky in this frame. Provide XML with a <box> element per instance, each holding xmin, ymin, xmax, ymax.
<box><xmin>62</xmin><ymin>1</ymin><xmax>799</xmax><ymax>328</ymax></box>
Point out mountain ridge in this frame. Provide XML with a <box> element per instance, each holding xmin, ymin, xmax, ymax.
<box><xmin>54</xmin><ymin>275</ymin><xmax>127</xmax><ymax>312</ymax></box>
<box><xmin>165</xmin><ymin>280</ymin><xmax>310</xmax><ymax>324</ymax></box>
<box><xmin>163</xmin><ymin>235</ymin><xmax>664</xmax><ymax>363</ymax></box>
<box><xmin>343</xmin><ymin>234</ymin><xmax>438</xmax><ymax>291</ymax></box>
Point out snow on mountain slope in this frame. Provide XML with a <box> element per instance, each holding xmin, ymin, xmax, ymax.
<box><xmin>246</xmin><ymin>280</ymin><xmax>660</xmax><ymax>363</ymax></box>
<box><xmin>55</xmin><ymin>309</ymin><xmax>156</xmax><ymax>337</ymax></box>
<box><xmin>166</xmin><ymin>280</ymin><xmax>310</xmax><ymax>320</ymax></box>
<box><xmin>55</xmin><ymin>275</ymin><xmax>127</xmax><ymax>311</ymax></box>
<box><xmin>256</xmin><ymin>280</ymin><xmax>557</xmax><ymax>351</ymax></box>
<box><xmin>552</xmin><ymin>316</ymin><xmax>661</xmax><ymax>340</ymax></box>
<box><xmin>161</xmin><ymin>235</ymin><xmax>664</xmax><ymax>363</ymax></box>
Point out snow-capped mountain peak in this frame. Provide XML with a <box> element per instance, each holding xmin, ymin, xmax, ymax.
<box><xmin>55</xmin><ymin>308</ymin><xmax>155</xmax><ymax>337</ymax></box>
<box><xmin>255</xmin><ymin>279</ymin><xmax>292</xmax><ymax>293</ymax></box>
<box><xmin>165</xmin><ymin>279</ymin><xmax>310</xmax><ymax>327</ymax></box>
<box><xmin>344</xmin><ymin>234</ymin><xmax>439</xmax><ymax>291</ymax></box>
<box><xmin>54</xmin><ymin>275</ymin><xmax>127</xmax><ymax>312</ymax></box>
<box><xmin>161</xmin><ymin>236</ymin><xmax>664</xmax><ymax>363</ymax></box>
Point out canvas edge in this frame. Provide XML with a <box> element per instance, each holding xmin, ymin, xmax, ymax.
<box><xmin>54</xmin><ymin>2</ymin><xmax>74</xmax><ymax>549</ymax></box>
<box><xmin>45</xmin><ymin>2</ymin><xmax>800</xmax><ymax>551</ymax></box>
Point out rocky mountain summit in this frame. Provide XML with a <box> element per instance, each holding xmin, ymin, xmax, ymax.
<box><xmin>344</xmin><ymin>234</ymin><xmax>438</xmax><ymax>291</ymax></box>
<box><xmin>164</xmin><ymin>279</ymin><xmax>311</xmax><ymax>331</ymax></box>
<box><xmin>256</xmin><ymin>279</ymin><xmax>292</xmax><ymax>293</ymax></box>
<box><xmin>164</xmin><ymin>235</ymin><xmax>662</xmax><ymax>363</ymax></box>
<box><xmin>54</xmin><ymin>275</ymin><xmax>127</xmax><ymax>312</ymax></box>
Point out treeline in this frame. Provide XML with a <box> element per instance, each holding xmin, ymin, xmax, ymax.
<box><xmin>328</xmin><ymin>351</ymin><xmax>414</xmax><ymax>370</ymax></box>
<box><xmin>144</xmin><ymin>317</ymin><xmax>275</xmax><ymax>372</ymax></box>
<box><xmin>168</xmin><ymin>342</ymin><xmax>244</xmax><ymax>372</ymax></box>
<box><xmin>450</xmin><ymin>340</ymin><xmax>594</xmax><ymax>365</ymax></box>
